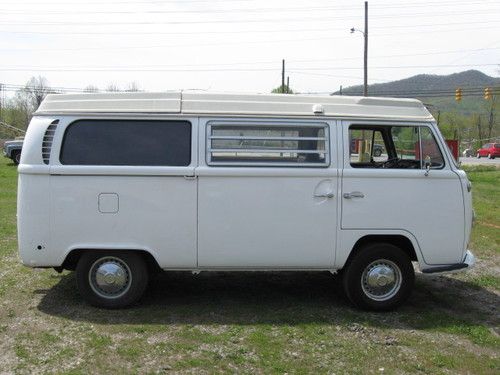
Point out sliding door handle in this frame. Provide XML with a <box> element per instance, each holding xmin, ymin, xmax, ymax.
<box><xmin>343</xmin><ymin>191</ymin><xmax>365</xmax><ymax>199</ymax></box>
<box><xmin>314</xmin><ymin>192</ymin><xmax>334</xmax><ymax>199</ymax></box>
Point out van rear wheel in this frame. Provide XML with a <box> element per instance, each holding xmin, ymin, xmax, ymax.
<box><xmin>76</xmin><ymin>251</ymin><xmax>148</xmax><ymax>308</ymax></box>
<box><xmin>342</xmin><ymin>243</ymin><xmax>414</xmax><ymax>311</ymax></box>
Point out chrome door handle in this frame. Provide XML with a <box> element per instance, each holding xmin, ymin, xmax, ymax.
<box><xmin>343</xmin><ymin>191</ymin><xmax>365</xmax><ymax>199</ymax></box>
<box><xmin>314</xmin><ymin>192</ymin><xmax>334</xmax><ymax>199</ymax></box>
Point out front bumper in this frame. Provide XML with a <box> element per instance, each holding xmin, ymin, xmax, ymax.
<box><xmin>421</xmin><ymin>250</ymin><xmax>476</xmax><ymax>274</ymax></box>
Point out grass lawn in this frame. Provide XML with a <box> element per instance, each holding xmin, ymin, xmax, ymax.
<box><xmin>0</xmin><ymin>158</ymin><xmax>498</xmax><ymax>374</ymax></box>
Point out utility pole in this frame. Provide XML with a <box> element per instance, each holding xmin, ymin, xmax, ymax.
<box><xmin>0</xmin><ymin>83</ymin><xmax>3</xmax><ymax>122</ymax></box>
<box><xmin>487</xmin><ymin>100</ymin><xmax>495</xmax><ymax>139</ymax></box>
<box><xmin>477</xmin><ymin>114</ymin><xmax>483</xmax><ymax>147</ymax></box>
<box><xmin>286</xmin><ymin>76</ymin><xmax>290</xmax><ymax>94</ymax></box>
<box><xmin>339</xmin><ymin>85</ymin><xmax>343</xmax><ymax>95</ymax></box>
<box><xmin>484</xmin><ymin>87</ymin><xmax>495</xmax><ymax>139</ymax></box>
<box><xmin>350</xmin><ymin>2</ymin><xmax>368</xmax><ymax>96</ymax></box>
<box><xmin>363</xmin><ymin>1</ymin><xmax>368</xmax><ymax>97</ymax></box>
<box><xmin>281</xmin><ymin>59</ymin><xmax>285</xmax><ymax>93</ymax></box>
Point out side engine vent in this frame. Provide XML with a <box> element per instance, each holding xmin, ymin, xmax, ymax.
<box><xmin>42</xmin><ymin>119</ymin><xmax>59</xmax><ymax>165</ymax></box>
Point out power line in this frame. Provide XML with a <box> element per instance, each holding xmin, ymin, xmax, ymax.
<box><xmin>2</xmin><ymin>21</ymin><xmax>498</xmax><ymax>35</ymax></box>
<box><xmin>334</xmin><ymin>86</ymin><xmax>500</xmax><ymax>97</ymax></box>
<box><xmin>2</xmin><ymin>81</ymin><xmax>498</xmax><ymax>99</ymax></box>
<box><xmin>1</xmin><ymin>10</ymin><xmax>498</xmax><ymax>26</ymax></box>
<box><xmin>0</xmin><ymin>0</ymin><xmax>255</xmax><ymax>5</ymax></box>
<box><xmin>292</xmin><ymin>64</ymin><xmax>500</xmax><ymax>71</ymax></box>
<box><xmin>0</xmin><ymin>5</ymin><xmax>416</xmax><ymax>15</ymax></box>
<box><xmin>373</xmin><ymin>25</ymin><xmax>500</xmax><ymax>37</ymax></box>
<box><xmin>341</xmin><ymin>87</ymin><xmax>499</xmax><ymax>95</ymax></box>
<box><xmin>2</xmin><ymin>48</ymin><xmax>497</xmax><ymax>69</ymax></box>
<box><xmin>0</xmin><ymin>87</ymin><xmax>496</xmax><ymax>99</ymax></box>
<box><xmin>0</xmin><ymin>0</ymin><xmax>497</xmax><ymax>8</ymax></box>
<box><xmin>3</xmin><ymin>26</ymin><xmax>500</xmax><ymax>51</ymax></box>
<box><xmin>0</xmin><ymin>63</ymin><xmax>497</xmax><ymax>72</ymax></box>
<box><xmin>289</xmin><ymin>71</ymin><xmax>387</xmax><ymax>82</ymax></box>
<box><xmin>0</xmin><ymin>35</ymin><xmax>351</xmax><ymax>51</ymax></box>
<box><xmin>1</xmin><ymin>1</ymin><xmax>498</xmax><ymax>14</ymax></box>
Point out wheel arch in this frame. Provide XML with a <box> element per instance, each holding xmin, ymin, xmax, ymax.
<box><xmin>342</xmin><ymin>234</ymin><xmax>420</xmax><ymax>270</ymax></box>
<box><xmin>61</xmin><ymin>248</ymin><xmax>161</xmax><ymax>273</ymax></box>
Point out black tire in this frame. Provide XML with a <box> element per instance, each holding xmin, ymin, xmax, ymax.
<box><xmin>11</xmin><ymin>150</ymin><xmax>21</xmax><ymax>165</ymax></box>
<box><xmin>76</xmin><ymin>251</ymin><xmax>148</xmax><ymax>308</ymax></box>
<box><xmin>477</xmin><ymin>152</ymin><xmax>481</xmax><ymax>159</ymax></box>
<box><xmin>342</xmin><ymin>243</ymin><xmax>414</xmax><ymax>311</ymax></box>
<box><xmin>488</xmin><ymin>153</ymin><xmax>493</xmax><ymax>159</ymax></box>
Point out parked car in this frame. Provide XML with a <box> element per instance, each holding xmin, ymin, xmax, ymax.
<box><xmin>17</xmin><ymin>92</ymin><xmax>475</xmax><ymax>311</ymax></box>
<box><xmin>373</xmin><ymin>143</ymin><xmax>384</xmax><ymax>157</ymax></box>
<box><xmin>476</xmin><ymin>143</ymin><xmax>500</xmax><ymax>159</ymax></box>
<box><xmin>462</xmin><ymin>148</ymin><xmax>473</xmax><ymax>157</ymax></box>
<box><xmin>3</xmin><ymin>139</ymin><xmax>23</xmax><ymax>164</ymax></box>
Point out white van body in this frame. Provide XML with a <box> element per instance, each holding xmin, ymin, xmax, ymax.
<box><xmin>17</xmin><ymin>92</ymin><xmax>475</xmax><ymax>310</ymax></box>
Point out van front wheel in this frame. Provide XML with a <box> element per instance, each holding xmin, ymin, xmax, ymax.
<box><xmin>76</xmin><ymin>251</ymin><xmax>148</xmax><ymax>308</ymax></box>
<box><xmin>342</xmin><ymin>243</ymin><xmax>414</xmax><ymax>311</ymax></box>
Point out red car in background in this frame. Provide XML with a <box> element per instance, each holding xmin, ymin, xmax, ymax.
<box><xmin>477</xmin><ymin>143</ymin><xmax>500</xmax><ymax>159</ymax></box>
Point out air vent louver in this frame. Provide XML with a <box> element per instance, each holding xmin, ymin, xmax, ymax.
<box><xmin>42</xmin><ymin>120</ymin><xmax>59</xmax><ymax>165</ymax></box>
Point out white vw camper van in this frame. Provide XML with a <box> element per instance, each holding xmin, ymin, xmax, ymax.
<box><xmin>17</xmin><ymin>92</ymin><xmax>475</xmax><ymax>310</ymax></box>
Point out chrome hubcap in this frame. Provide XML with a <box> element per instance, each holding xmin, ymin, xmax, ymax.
<box><xmin>89</xmin><ymin>257</ymin><xmax>131</xmax><ymax>299</ymax></box>
<box><xmin>361</xmin><ymin>259</ymin><xmax>402</xmax><ymax>301</ymax></box>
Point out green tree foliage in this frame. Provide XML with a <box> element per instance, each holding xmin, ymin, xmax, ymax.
<box><xmin>432</xmin><ymin>105</ymin><xmax>498</xmax><ymax>151</ymax></box>
<box><xmin>271</xmin><ymin>84</ymin><xmax>294</xmax><ymax>94</ymax></box>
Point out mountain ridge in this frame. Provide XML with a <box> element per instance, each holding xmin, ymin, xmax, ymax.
<box><xmin>333</xmin><ymin>70</ymin><xmax>499</xmax><ymax>115</ymax></box>
<box><xmin>333</xmin><ymin>70</ymin><xmax>500</xmax><ymax>96</ymax></box>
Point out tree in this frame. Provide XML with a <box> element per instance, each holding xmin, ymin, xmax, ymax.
<box><xmin>271</xmin><ymin>84</ymin><xmax>294</xmax><ymax>94</ymax></box>
<box><xmin>484</xmin><ymin>94</ymin><xmax>498</xmax><ymax>140</ymax></box>
<box><xmin>25</xmin><ymin>76</ymin><xmax>52</xmax><ymax>108</ymax></box>
<box><xmin>105</xmin><ymin>83</ymin><xmax>120</xmax><ymax>92</ymax></box>
<box><xmin>84</xmin><ymin>85</ymin><xmax>99</xmax><ymax>93</ymax></box>
<box><xmin>125</xmin><ymin>82</ymin><xmax>140</xmax><ymax>92</ymax></box>
<box><xmin>10</xmin><ymin>76</ymin><xmax>52</xmax><ymax>129</ymax></box>
<box><xmin>439</xmin><ymin>112</ymin><xmax>466</xmax><ymax>140</ymax></box>
<box><xmin>12</xmin><ymin>91</ymin><xmax>31</xmax><ymax>129</ymax></box>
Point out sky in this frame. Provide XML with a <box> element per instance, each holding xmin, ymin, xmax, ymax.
<box><xmin>0</xmin><ymin>0</ymin><xmax>499</xmax><ymax>95</ymax></box>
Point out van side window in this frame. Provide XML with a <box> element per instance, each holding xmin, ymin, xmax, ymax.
<box><xmin>60</xmin><ymin>120</ymin><xmax>191</xmax><ymax>166</ymax></box>
<box><xmin>349</xmin><ymin>125</ymin><xmax>444</xmax><ymax>169</ymax></box>
<box><xmin>207</xmin><ymin>123</ymin><xmax>329</xmax><ymax>167</ymax></box>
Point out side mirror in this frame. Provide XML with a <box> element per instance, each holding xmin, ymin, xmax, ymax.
<box><xmin>424</xmin><ymin>155</ymin><xmax>431</xmax><ymax>176</ymax></box>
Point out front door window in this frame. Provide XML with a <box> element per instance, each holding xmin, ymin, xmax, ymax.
<box><xmin>349</xmin><ymin>125</ymin><xmax>445</xmax><ymax>169</ymax></box>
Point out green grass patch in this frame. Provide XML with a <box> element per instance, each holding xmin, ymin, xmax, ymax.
<box><xmin>462</xmin><ymin>166</ymin><xmax>500</xmax><ymax>257</ymax></box>
<box><xmin>87</xmin><ymin>332</ymin><xmax>113</xmax><ymax>349</ymax></box>
<box><xmin>469</xmin><ymin>274</ymin><xmax>500</xmax><ymax>289</ymax></box>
